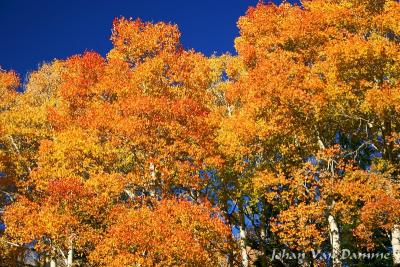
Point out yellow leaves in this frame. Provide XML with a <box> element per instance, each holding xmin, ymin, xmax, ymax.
<box><xmin>305</xmin><ymin>0</ymin><xmax>381</xmax><ymax>33</ymax></box>
<box><xmin>374</xmin><ymin>1</ymin><xmax>400</xmax><ymax>36</ymax></box>
<box><xmin>0</xmin><ymin>65</ymin><xmax>59</xmax><ymax>185</ymax></box>
<box><xmin>323</xmin><ymin>35</ymin><xmax>399</xmax><ymax>85</ymax></box>
<box><xmin>85</xmin><ymin>173</ymin><xmax>127</xmax><ymax>199</ymax></box>
<box><xmin>215</xmin><ymin>111</ymin><xmax>256</xmax><ymax>159</ymax></box>
<box><xmin>236</xmin><ymin>2</ymin><xmax>327</xmax><ymax>66</ymax></box>
<box><xmin>363</xmin><ymin>85</ymin><xmax>400</xmax><ymax>116</ymax></box>
<box><xmin>167</xmin><ymin>50</ymin><xmax>212</xmax><ymax>98</ymax></box>
<box><xmin>23</xmin><ymin>60</ymin><xmax>64</xmax><ymax>107</ymax></box>
<box><xmin>32</xmin><ymin>128</ymin><xmax>103</xmax><ymax>185</ymax></box>
<box><xmin>252</xmin><ymin>171</ymin><xmax>289</xmax><ymax>202</ymax></box>
<box><xmin>208</xmin><ymin>55</ymin><xmax>228</xmax><ymax>84</ymax></box>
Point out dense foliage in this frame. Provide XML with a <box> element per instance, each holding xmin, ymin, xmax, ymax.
<box><xmin>1</xmin><ymin>1</ymin><xmax>400</xmax><ymax>266</ymax></box>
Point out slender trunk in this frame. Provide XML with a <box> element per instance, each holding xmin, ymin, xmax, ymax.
<box><xmin>49</xmin><ymin>246</ymin><xmax>57</xmax><ymax>267</ymax></box>
<box><xmin>392</xmin><ymin>225</ymin><xmax>400</xmax><ymax>266</ymax></box>
<box><xmin>239</xmin><ymin>200</ymin><xmax>249</xmax><ymax>267</ymax></box>
<box><xmin>328</xmin><ymin>215</ymin><xmax>341</xmax><ymax>267</ymax></box>
<box><xmin>382</xmin><ymin>118</ymin><xmax>394</xmax><ymax>162</ymax></box>
<box><xmin>382</xmin><ymin>118</ymin><xmax>400</xmax><ymax>266</ymax></box>
<box><xmin>66</xmin><ymin>240</ymin><xmax>73</xmax><ymax>267</ymax></box>
<box><xmin>224</xmin><ymin>202</ymin><xmax>237</xmax><ymax>267</ymax></box>
<box><xmin>259</xmin><ymin>226</ymin><xmax>268</xmax><ymax>267</ymax></box>
<box><xmin>316</xmin><ymin>135</ymin><xmax>341</xmax><ymax>267</ymax></box>
<box><xmin>228</xmin><ymin>229</ymin><xmax>236</xmax><ymax>266</ymax></box>
<box><xmin>259</xmin><ymin>200</ymin><xmax>268</xmax><ymax>267</ymax></box>
<box><xmin>149</xmin><ymin>162</ymin><xmax>156</xmax><ymax>197</ymax></box>
<box><xmin>43</xmin><ymin>254</ymin><xmax>50</xmax><ymax>267</ymax></box>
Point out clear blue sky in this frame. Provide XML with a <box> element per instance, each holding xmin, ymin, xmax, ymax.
<box><xmin>0</xmin><ymin>0</ymin><xmax>297</xmax><ymax>79</ymax></box>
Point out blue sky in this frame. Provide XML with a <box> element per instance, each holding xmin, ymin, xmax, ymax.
<box><xmin>0</xmin><ymin>0</ymin><xmax>296</xmax><ymax>79</ymax></box>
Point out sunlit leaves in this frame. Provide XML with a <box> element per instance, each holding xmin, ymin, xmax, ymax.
<box><xmin>89</xmin><ymin>199</ymin><xmax>231</xmax><ymax>267</ymax></box>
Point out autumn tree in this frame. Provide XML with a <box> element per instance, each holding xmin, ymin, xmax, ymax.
<box><xmin>2</xmin><ymin>18</ymin><xmax>231</xmax><ymax>266</ymax></box>
<box><xmin>212</xmin><ymin>0</ymin><xmax>400</xmax><ymax>266</ymax></box>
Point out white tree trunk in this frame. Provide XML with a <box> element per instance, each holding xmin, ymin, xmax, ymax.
<box><xmin>392</xmin><ymin>224</ymin><xmax>400</xmax><ymax>266</ymax></box>
<box><xmin>328</xmin><ymin>215</ymin><xmax>341</xmax><ymax>267</ymax></box>
<box><xmin>149</xmin><ymin>162</ymin><xmax>156</xmax><ymax>197</ymax></box>
<box><xmin>66</xmin><ymin>241</ymin><xmax>73</xmax><ymax>267</ymax></box>
<box><xmin>239</xmin><ymin>225</ymin><xmax>248</xmax><ymax>267</ymax></box>
<box><xmin>239</xmin><ymin>203</ymin><xmax>248</xmax><ymax>267</ymax></box>
<box><xmin>260</xmin><ymin>225</ymin><xmax>267</xmax><ymax>266</ymax></box>
<box><xmin>49</xmin><ymin>246</ymin><xmax>57</xmax><ymax>267</ymax></box>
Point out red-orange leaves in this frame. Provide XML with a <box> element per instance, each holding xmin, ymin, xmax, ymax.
<box><xmin>355</xmin><ymin>196</ymin><xmax>400</xmax><ymax>249</ymax></box>
<box><xmin>89</xmin><ymin>199</ymin><xmax>231</xmax><ymax>267</ymax></box>
<box><xmin>0</xmin><ymin>68</ymin><xmax>19</xmax><ymax>92</ymax></box>
<box><xmin>60</xmin><ymin>52</ymin><xmax>105</xmax><ymax>109</ymax></box>
<box><xmin>47</xmin><ymin>177</ymin><xmax>87</xmax><ymax>203</ymax></box>
<box><xmin>0</xmin><ymin>68</ymin><xmax>20</xmax><ymax>111</ymax></box>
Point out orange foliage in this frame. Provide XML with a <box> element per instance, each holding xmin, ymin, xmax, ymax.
<box><xmin>1</xmin><ymin>1</ymin><xmax>400</xmax><ymax>265</ymax></box>
<box><xmin>89</xmin><ymin>199</ymin><xmax>231</xmax><ymax>266</ymax></box>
